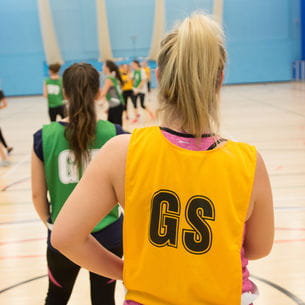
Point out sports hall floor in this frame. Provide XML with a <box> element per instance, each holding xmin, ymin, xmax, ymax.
<box><xmin>0</xmin><ymin>82</ymin><xmax>305</xmax><ymax>305</ymax></box>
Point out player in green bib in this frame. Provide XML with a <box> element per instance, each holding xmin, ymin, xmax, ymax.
<box><xmin>131</xmin><ymin>60</ymin><xmax>154</xmax><ymax>123</ymax></box>
<box><xmin>100</xmin><ymin>60</ymin><xmax>124</xmax><ymax>126</ymax></box>
<box><xmin>43</xmin><ymin>63</ymin><xmax>66</xmax><ymax>122</ymax></box>
<box><xmin>32</xmin><ymin>63</ymin><xmax>125</xmax><ymax>305</ymax></box>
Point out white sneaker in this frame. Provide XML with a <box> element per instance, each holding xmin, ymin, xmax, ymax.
<box><xmin>0</xmin><ymin>160</ymin><xmax>10</xmax><ymax>167</ymax></box>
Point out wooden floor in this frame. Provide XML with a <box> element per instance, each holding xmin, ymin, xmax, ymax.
<box><xmin>0</xmin><ymin>82</ymin><xmax>305</xmax><ymax>304</ymax></box>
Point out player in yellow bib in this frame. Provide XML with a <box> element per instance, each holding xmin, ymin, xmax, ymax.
<box><xmin>142</xmin><ymin>61</ymin><xmax>151</xmax><ymax>93</ymax></box>
<box><xmin>52</xmin><ymin>13</ymin><xmax>274</xmax><ymax>305</ymax></box>
<box><xmin>121</xmin><ymin>64</ymin><xmax>137</xmax><ymax>120</ymax></box>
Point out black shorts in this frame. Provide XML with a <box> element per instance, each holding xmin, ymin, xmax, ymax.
<box><xmin>48</xmin><ymin>105</ymin><xmax>66</xmax><ymax>122</ymax></box>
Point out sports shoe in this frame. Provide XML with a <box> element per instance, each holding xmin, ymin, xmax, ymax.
<box><xmin>0</xmin><ymin>160</ymin><xmax>10</xmax><ymax>167</ymax></box>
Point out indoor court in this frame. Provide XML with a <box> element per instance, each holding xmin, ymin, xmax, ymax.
<box><xmin>1</xmin><ymin>0</ymin><xmax>305</xmax><ymax>305</ymax></box>
<box><xmin>1</xmin><ymin>82</ymin><xmax>305</xmax><ymax>305</ymax></box>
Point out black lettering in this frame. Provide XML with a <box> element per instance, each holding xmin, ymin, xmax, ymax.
<box><xmin>182</xmin><ymin>196</ymin><xmax>215</xmax><ymax>254</ymax></box>
<box><xmin>149</xmin><ymin>190</ymin><xmax>180</xmax><ymax>248</ymax></box>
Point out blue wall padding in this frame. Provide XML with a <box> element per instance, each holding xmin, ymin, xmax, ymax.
<box><xmin>0</xmin><ymin>0</ymin><xmax>301</xmax><ymax>96</ymax></box>
<box><xmin>301</xmin><ymin>0</ymin><xmax>305</xmax><ymax>59</ymax></box>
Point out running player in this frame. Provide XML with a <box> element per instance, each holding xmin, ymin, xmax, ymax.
<box><xmin>100</xmin><ymin>60</ymin><xmax>125</xmax><ymax>126</ymax></box>
<box><xmin>141</xmin><ymin>61</ymin><xmax>151</xmax><ymax>94</ymax></box>
<box><xmin>131</xmin><ymin>60</ymin><xmax>154</xmax><ymax>122</ymax></box>
<box><xmin>121</xmin><ymin>64</ymin><xmax>136</xmax><ymax>120</ymax></box>
<box><xmin>44</xmin><ymin>63</ymin><xmax>65</xmax><ymax>122</ymax></box>
<box><xmin>0</xmin><ymin>89</ymin><xmax>13</xmax><ymax>155</ymax></box>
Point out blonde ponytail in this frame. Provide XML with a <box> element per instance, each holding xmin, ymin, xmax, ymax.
<box><xmin>157</xmin><ymin>13</ymin><xmax>226</xmax><ymax>137</ymax></box>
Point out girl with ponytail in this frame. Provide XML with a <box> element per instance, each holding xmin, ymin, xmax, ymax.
<box><xmin>52</xmin><ymin>14</ymin><xmax>274</xmax><ymax>305</ymax></box>
<box><xmin>100</xmin><ymin>59</ymin><xmax>125</xmax><ymax>126</ymax></box>
<box><xmin>31</xmin><ymin>62</ymin><xmax>126</xmax><ymax>305</ymax></box>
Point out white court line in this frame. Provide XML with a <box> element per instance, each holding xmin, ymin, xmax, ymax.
<box><xmin>275</xmin><ymin>196</ymin><xmax>305</xmax><ymax>202</ymax></box>
<box><xmin>0</xmin><ymin>154</ymin><xmax>30</xmax><ymax>179</ymax></box>
<box><xmin>275</xmin><ymin>206</ymin><xmax>305</xmax><ymax>211</ymax></box>
<box><xmin>1</xmin><ymin>211</ymin><xmax>37</xmax><ymax>217</ymax></box>
<box><xmin>0</xmin><ymin>221</ymin><xmax>41</xmax><ymax>229</ymax></box>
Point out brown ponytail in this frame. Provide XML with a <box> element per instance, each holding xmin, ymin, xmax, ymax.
<box><xmin>63</xmin><ymin>63</ymin><xmax>99</xmax><ymax>168</ymax></box>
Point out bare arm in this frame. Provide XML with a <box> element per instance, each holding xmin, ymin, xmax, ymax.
<box><xmin>52</xmin><ymin>134</ymin><xmax>131</xmax><ymax>280</ymax></box>
<box><xmin>0</xmin><ymin>98</ymin><xmax>7</xmax><ymax>109</ymax></box>
<box><xmin>43</xmin><ymin>81</ymin><xmax>47</xmax><ymax>98</ymax></box>
<box><xmin>244</xmin><ymin>152</ymin><xmax>274</xmax><ymax>260</ymax></box>
<box><xmin>31</xmin><ymin>150</ymin><xmax>50</xmax><ymax>226</ymax></box>
<box><xmin>99</xmin><ymin>78</ymin><xmax>113</xmax><ymax>99</ymax></box>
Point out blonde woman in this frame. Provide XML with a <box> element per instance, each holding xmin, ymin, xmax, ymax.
<box><xmin>52</xmin><ymin>13</ymin><xmax>274</xmax><ymax>305</ymax></box>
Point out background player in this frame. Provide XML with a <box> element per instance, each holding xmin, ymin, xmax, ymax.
<box><xmin>43</xmin><ymin>63</ymin><xmax>65</xmax><ymax>122</ymax></box>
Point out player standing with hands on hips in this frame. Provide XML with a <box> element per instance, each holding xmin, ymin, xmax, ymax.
<box><xmin>52</xmin><ymin>13</ymin><xmax>274</xmax><ymax>305</ymax></box>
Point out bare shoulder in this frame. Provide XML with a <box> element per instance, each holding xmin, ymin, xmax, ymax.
<box><xmin>103</xmin><ymin>134</ymin><xmax>131</xmax><ymax>153</ymax></box>
<box><xmin>93</xmin><ymin>134</ymin><xmax>132</xmax><ymax>168</ymax></box>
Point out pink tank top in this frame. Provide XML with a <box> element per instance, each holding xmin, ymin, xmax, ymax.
<box><xmin>124</xmin><ymin>128</ymin><xmax>255</xmax><ymax>305</ymax></box>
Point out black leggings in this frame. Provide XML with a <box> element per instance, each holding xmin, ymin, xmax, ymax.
<box><xmin>147</xmin><ymin>81</ymin><xmax>151</xmax><ymax>93</ymax></box>
<box><xmin>48</xmin><ymin>105</ymin><xmax>66</xmax><ymax>122</ymax></box>
<box><xmin>123</xmin><ymin>90</ymin><xmax>136</xmax><ymax>110</ymax></box>
<box><xmin>108</xmin><ymin>104</ymin><xmax>124</xmax><ymax>126</ymax></box>
<box><xmin>0</xmin><ymin>128</ymin><xmax>8</xmax><ymax>148</ymax></box>
<box><xmin>45</xmin><ymin>244</ymin><xmax>123</xmax><ymax>305</ymax></box>
<box><xmin>133</xmin><ymin>93</ymin><xmax>146</xmax><ymax>109</ymax></box>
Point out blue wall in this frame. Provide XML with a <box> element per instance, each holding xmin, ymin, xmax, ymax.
<box><xmin>0</xmin><ymin>0</ymin><xmax>45</xmax><ymax>96</ymax></box>
<box><xmin>301</xmin><ymin>0</ymin><xmax>305</xmax><ymax>59</ymax></box>
<box><xmin>223</xmin><ymin>0</ymin><xmax>301</xmax><ymax>83</ymax></box>
<box><xmin>0</xmin><ymin>0</ymin><xmax>302</xmax><ymax>96</ymax></box>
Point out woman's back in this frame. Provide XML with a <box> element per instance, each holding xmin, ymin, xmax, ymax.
<box><xmin>41</xmin><ymin>119</ymin><xmax>119</xmax><ymax>230</ymax></box>
<box><xmin>123</xmin><ymin>127</ymin><xmax>256</xmax><ymax>305</ymax></box>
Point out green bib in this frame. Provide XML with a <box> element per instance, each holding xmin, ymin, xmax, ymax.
<box><xmin>106</xmin><ymin>76</ymin><xmax>124</xmax><ymax>105</ymax></box>
<box><xmin>133</xmin><ymin>70</ymin><xmax>142</xmax><ymax>88</ymax></box>
<box><xmin>45</xmin><ymin>78</ymin><xmax>64</xmax><ymax>108</ymax></box>
<box><xmin>42</xmin><ymin>120</ymin><xmax>119</xmax><ymax>232</ymax></box>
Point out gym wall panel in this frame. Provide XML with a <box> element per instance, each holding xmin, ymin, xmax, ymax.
<box><xmin>165</xmin><ymin>0</ymin><xmax>213</xmax><ymax>30</ymax></box>
<box><xmin>0</xmin><ymin>0</ymin><xmax>45</xmax><ymax>96</ymax></box>
<box><xmin>223</xmin><ymin>0</ymin><xmax>301</xmax><ymax>83</ymax></box>
<box><xmin>0</xmin><ymin>0</ymin><xmax>302</xmax><ymax>96</ymax></box>
<box><xmin>51</xmin><ymin>0</ymin><xmax>99</xmax><ymax>60</ymax></box>
<box><xmin>105</xmin><ymin>0</ymin><xmax>155</xmax><ymax>58</ymax></box>
<box><xmin>301</xmin><ymin>0</ymin><xmax>305</xmax><ymax>59</ymax></box>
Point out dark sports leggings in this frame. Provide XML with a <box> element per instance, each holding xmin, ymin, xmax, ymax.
<box><xmin>133</xmin><ymin>93</ymin><xmax>146</xmax><ymax>109</ymax></box>
<box><xmin>45</xmin><ymin>244</ymin><xmax>123</xmax><ymax>305</ymax></box>
<box><xmin>48</xmin><ymin>105</ymin><xmax>66</xmax><ymax>122</ymax></box>
<box><xmin>123</xmin><ymin>90</ymin><xmax>136</xmax><ymax>110</ymax></box>
<box><xmin>147</xmin><ymin>81</ymin><xmax>151</xmax><ymax>93</ymax></box>
<box><xmin>108</xmin><ymin>104</ymin><xmax>124</xmax><ymax>126</ymax></box>
<box><xmin>0</xmin><ymin>128</ymin><xmax>8</xmax><ymax>148</ymax></box>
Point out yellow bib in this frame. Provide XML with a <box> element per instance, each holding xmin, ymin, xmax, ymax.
<box><xmin>144</xmin><ymin>67</ymin><xmax>151</xmax><ymax>80</ymax></box>
<box><xmin>122</xmin><ymin>73</ymin><xmax>133</xmax><ymax>91</ymax></box>
<box><xmin>124</xmin><ymin>126</ymin><xmax>256</xmax><ymax>305</ymax></box>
